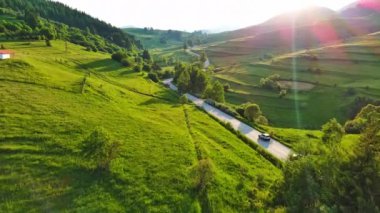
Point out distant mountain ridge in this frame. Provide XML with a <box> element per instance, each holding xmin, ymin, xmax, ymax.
<box><xmin>207</xmin><ymin>4</ymin><xmax>380</xmax><ymax>49</ymax></box>
<box><xmin>340</xmin><ymin>0</ymin><xmax>380</xmax><ymax>17</ymax></box>
<box><xmin>218</xmin><ymin>7</ymin><xmax>339</xmax><ymax>38</ymax></box>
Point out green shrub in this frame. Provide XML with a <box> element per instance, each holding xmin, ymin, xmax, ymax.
<box><xmin>45</xmin><ymin>39</ymin><xmax>52</xmax><ymax>47</ymax></box>
<box><xmin>121</xmin><ymin>57</ymin><xmax>134</xmax><ymax>67</ymax></box>
<box><xmin>244</xmin><ymin>104</ymin><xmax>262</xmax><ymax>122</ymax></box>
<box><xmin>179</xmin><ymin>95</ymin><xmax>188</xmax><ymax>104</ymax></box>
<box><xmin>344</xmin><ymin>118</ymin><xmax>366</xmax><ymax>134</ymax></box>
<box><xmin>279</xmin><ymin>89</ymin><xmax>287</xmax><ymax>98</ymax></box>
<box><xmin>346</xmin><ymin>87</ymin><xmax>357</xmax><ymax>96</ymax></box>
<box><xmin>148</xmin><ymin>72</ymin><xmax>159</xmax><ymax>83</ymax></box>
<box><xmin>143</xmin><ymin>63</ymin><xmax>152</xmax><ymax>72</ymax></box>
<box><xmin>158</xmin><ymin>69</ymin><xmax>174</xmax><ymax>79</ymax></box>
<box><xmin>223</xmin><ymin>83</ymin><xmax>231</xmax><ymax>92</ymax></box>
<box><xmin>255</xmin><ymin>115</ymin><xmax>268</xmax><ymax>125</ymax></box>
<box><xmin>133</xmin><ymin>64</ymin><xmax>142</xmax><ymax>72</ymax></box>
<box><xmin>259</xmin><ymin>74</ymin><xmax>281</xmax><ymax>91</ymax></box>
<box><xmin>321</xmin><ymin>118</ymin><xmax>345</xmax><ymax>144</ymax></box>
<box><xmin>203</xmin><ymin>81</ymin><xmax>225</xmax><ymax>103</ymax></box>
<box><xmin>151</xmin><ymin>62</ymin><xmax>162</xmax><ymax>71</ymax></box>
<box><xmin>81</xmin><ymin>128</ymin><xmax>122</xmax><ymax>172</ymax></box>
<box><xmin>111</xmin><ymin>51</ymin><xmax>126</xmax><ymax>62</ymax></box>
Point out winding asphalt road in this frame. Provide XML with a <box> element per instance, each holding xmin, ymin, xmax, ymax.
<box><xmin>163</xmin><ymin>78</ymin><xmax>292</xmax><ymax>161</ymax></box>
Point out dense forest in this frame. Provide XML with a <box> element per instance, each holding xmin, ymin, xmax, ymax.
<box><xmin>0</xmin><ymin>8</ymin><xmax>125</xmax><ymax>53</ymax></box>
<box><xmin>0</xmin><ymin>0</ymin><xmax>142</xmax><ymax>50</ymax></box>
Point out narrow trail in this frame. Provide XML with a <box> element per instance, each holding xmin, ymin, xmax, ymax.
<box><xmin>183</xmin><ymin>106</ymin><xmax>203</xmax><ymax>160</ymax></box>
<box><xmin>183</xmin><ymin>106</ymin><xmax>212</xmax><ymax>212</ymax></box>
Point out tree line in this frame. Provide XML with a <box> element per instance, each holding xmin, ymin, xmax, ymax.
<box><xmin>0</xmin><ymin>0</ymin><xmax>142</xmax><ymax>50</ymax></box>
<box><xmin>0</xmin><ymin>8</ymin><xmax>124</xmax><ymax>53</ymax></box>
<box><xmin>173</xmin><ymin>62</ymin><xmax>225</xmax><ymax>103</ymax></box>
<box><xmin>273</xmin><ymin>104</ymin><xmax>380</xmax><ymax>212</ymax></box>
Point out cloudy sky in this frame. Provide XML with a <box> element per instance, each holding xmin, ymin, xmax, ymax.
<box><xmin>53</xmin><ymin>0</ymin><xmax>357</xmax><ymax>32</ymax></box>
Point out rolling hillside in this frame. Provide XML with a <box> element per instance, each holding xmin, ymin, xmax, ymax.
<box><xmin>341</xmin><ymin>0</ymin><xmax>380</xmax><ymax>17</ymax></box>
<box><xmin>204</xmin><ymin>33</ymin><xmax>380</xmax><ymax>128</ymax></box>
<box><xmin>0</xmin><ymin>40</ymin><xmax>282</xmax><ymax>211</ymax></box>
<box><xmin>124</xmin><ymin>28</ymin><xmax>187</xmax><ymax>49</ymax></box>
<box><xmin>0</xmin><ymin>0</ymin><xmax>378</xmax><ymax>211</ymax></box>
<box><xmin>209</xmin><ymin>4</ymin><xmax>380</xmax><ymax>44</ymax></box>
<box><xmin>123</xmin><ymin>28</ymin><xmax>195</xmax><ymax>63</ymax></box>
<box><xmin>198</xmin><ymin>6</ymin><xmax>380</xmax><ymax>129</ymax></box>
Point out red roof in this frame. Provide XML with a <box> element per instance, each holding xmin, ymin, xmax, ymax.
<box><xmin>0</xmin><ymin>50</ymin><xmax>13</xmax><ymax>54</ymax></box>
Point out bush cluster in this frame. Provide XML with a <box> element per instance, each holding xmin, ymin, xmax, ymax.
<box><xmin>259</xmin><ymin>74</ymin><xmax>281</xmax><ymax>91</ymax></box>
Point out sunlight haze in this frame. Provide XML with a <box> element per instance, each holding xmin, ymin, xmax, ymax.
<box><xmin>53</xmin><ymin>0</ymin><xmax>357</xmax><ymax>31</ymax></box>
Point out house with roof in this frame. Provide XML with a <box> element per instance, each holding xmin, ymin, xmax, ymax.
<box><xmin>0</xmin><ymin>50</ymin><xmax>13</xmax><ymax>60</ymax></box>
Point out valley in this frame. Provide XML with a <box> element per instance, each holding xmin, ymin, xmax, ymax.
<box><xmin>0</xmin><ymin>0</ymin><xmax>379</xmax><ymax>212</ymax></box>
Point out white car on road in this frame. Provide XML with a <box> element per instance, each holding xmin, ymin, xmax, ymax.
<box><xmin>258</xmin><ymin>133</ymin><xmax>271</xmax><ymax>141</ymax></box>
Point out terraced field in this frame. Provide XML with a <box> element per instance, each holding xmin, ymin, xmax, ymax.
<box><xmin>205</xmin><ymin>33</ymin><xmax>380</xmax><ymax>128</ymax></box>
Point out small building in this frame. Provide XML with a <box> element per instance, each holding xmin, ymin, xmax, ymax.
<box><xmin>0</xmin><ymin>50</ymin><xmax>13</xmax><ymax>60</ymax></box>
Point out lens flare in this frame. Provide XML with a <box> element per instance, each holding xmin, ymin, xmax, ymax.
<box><xmin>291</xmin><ymin>16</ymin><xmax>301</xmax><ymax>128</ymax></box>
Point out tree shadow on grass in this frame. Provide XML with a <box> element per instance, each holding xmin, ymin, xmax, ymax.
<box><xmin>138</xmin><ymin>97</ymin><xmax>165</xmax><ymax>106</ymax></box>
<box><xmin>77</xmin><ymin>59</ymin><xmax>122</xmax><ymax>73</ymax></box>
<box><xmin>0</xmin><ymin>139</ymin><xmax>202</xmax><ymax>212</ymax></box>
<box><xmin>118</xmin><ymin>69</ymin><xmax>136</xmax><ymax>76</ymax></box>
<box><xmin>155</xmin><ymin>89</ymin><xmax>179</xmax><ymax>102</ymax></box>
<box><xmin>0</xmin><ymin>146</ymin><xmax>129</xmax><ymax>211</ymax></box>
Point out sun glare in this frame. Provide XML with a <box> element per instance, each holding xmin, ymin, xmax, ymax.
<box><xmin>275</xmin><ymin>0</ymin><xmax>315</xmax><ymax>12</ymax></box>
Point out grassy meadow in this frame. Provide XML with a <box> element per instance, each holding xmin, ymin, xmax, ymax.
<box><xmin>205</xmin><ymin>33</ymin><xmax>380</xmax><ymax>129</ymax></box>
<box><xmin>0</xmin><ymin>40</ymin><xmax>281</xmax><ymax>211</ymax></box>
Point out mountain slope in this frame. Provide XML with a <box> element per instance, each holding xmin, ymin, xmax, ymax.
<box><xmin>227</xmin><ymin>7</ymin><xmax>339</xmax><ymax>39</ymax></box>
<box><xmin>124</xmin><ymin>28</ymin><xmax>187</xmax><ymax>49</ymax></box>
<box><xmin>209</xmin><ymin>5</ymin><xmax>380</xmax><ymax>48</ymax></box>
<box><xmin>341</xmin><ymin>0</ymin><xmax>380</xmax><ymax>17</ymax></box>
<box><xmin>0</xmin><ymin>40</ymin><xmax>281</xmax><ymax>211</ymax></box>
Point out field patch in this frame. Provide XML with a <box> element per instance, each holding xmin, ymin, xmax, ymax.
<box><xmin>278</xmin><ymin>80</ymin><xmax>315</xmax><ymax>91</ymax></box>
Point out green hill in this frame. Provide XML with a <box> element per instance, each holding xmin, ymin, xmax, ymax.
<box><xmin>124</xmin><ymin>28</ymin><xmax>209</xmax><ymax>63</ymax></box>
<box><xmin>0</xmin><ymin>0</ymin><xmax>141</xmax><ymax>50</ymax></box>
<box><xmin>124</xmin><ymin>28</ymin><xmax>187</xmax><ymax>49</ymax></box>
<box><xmin>0</xmin><ymin>40</ymin><xmax>282</xmax><ymax>211</ymax></box>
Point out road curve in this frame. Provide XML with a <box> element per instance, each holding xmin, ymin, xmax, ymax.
<box><xmin>163</xmin><ymin>78</ymin><xmax>292</xmax><ymax>161</ymax></box>
<box><xmin>186</xmin><ymin>48</ymin><xmax>210</xmax><ymax>68</ymax></box>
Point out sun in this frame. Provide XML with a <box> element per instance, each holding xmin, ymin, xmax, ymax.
<box><xmin>274</xmin><ymin>0</ymin><xmax>316</xmax><ymax>12</ymax></box>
